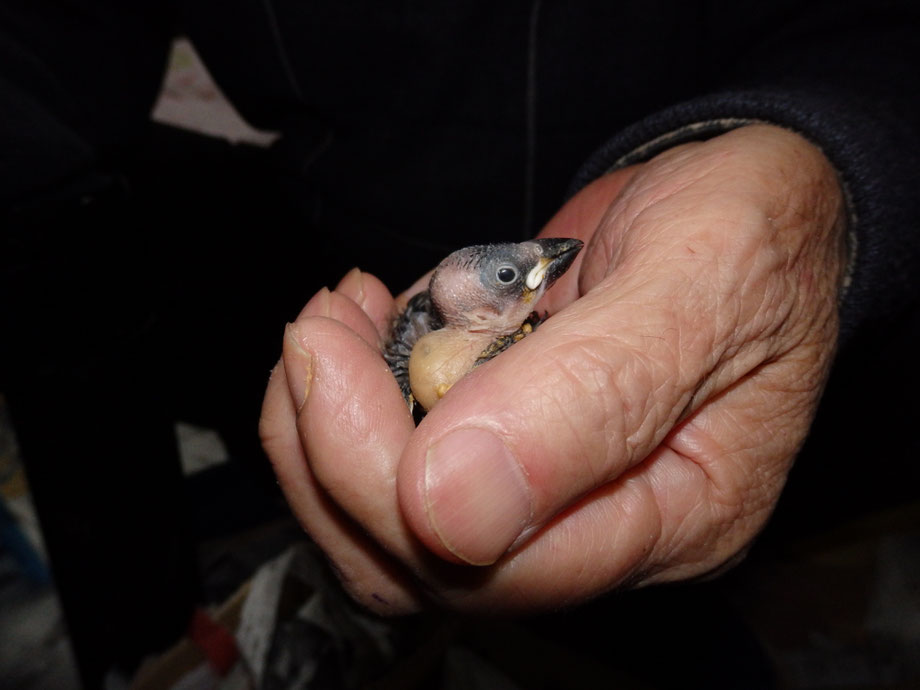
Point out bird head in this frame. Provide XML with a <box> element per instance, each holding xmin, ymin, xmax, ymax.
<box><xmin>428</xmin><ymin>238</ymin><xmax>583</xmax><ymax>334</ymax></box>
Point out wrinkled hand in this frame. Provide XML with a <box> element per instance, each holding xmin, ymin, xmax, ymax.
<box><xmin>259</xmin><ymin>125</ymin><xmax>846</xmax><ymax>614</ymax></box>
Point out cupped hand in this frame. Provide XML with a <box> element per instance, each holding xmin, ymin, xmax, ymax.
<box><xmin>259</xmin><ymin>124</ymin><xmax>847</xmax><ymax>614</ymax></box>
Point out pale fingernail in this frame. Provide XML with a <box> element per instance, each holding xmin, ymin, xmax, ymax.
<box><xmin>424</xmin><ymin>428</ymin><xmax>532</xmax><ymax>565</ymax></box>
<box><xmin>297</xmin><ymin>287</ymin><xmax>332</xmax><ymax>320</ymax></box>
<box><xmin>335</xmin><ymin>267</ymin><xmax>366</xmax><ymax>309</ymax></box>
<box><xmin>284</xmin><ymin>323</ymin><xmax>314</xmax><ymax>412</ymax></box>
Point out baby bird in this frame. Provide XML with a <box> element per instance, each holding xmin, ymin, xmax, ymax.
<box><xmin>383</xmin><ymin>238</ymin><xmax>583</xmax><ymax>412</ymax></box>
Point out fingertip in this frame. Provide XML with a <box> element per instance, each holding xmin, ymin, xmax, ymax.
<box><xmin>333</xmin><ymin>268</ymin><xmax>398</xmax><ymax>341</ymax></box>
<box><xmin>297</xmin><ymin>286</ymin><xmax>332</xmax><ymax>320</ymax></box>
<box><xmin>296</xmin><ymin>286</ymin><xmax>383</xmax><ymax>348</ymax></box>
<box><xmin>351</xmin><ymin>271</ymin><xmax>399</xmax><ymax>339</ymax></box>
<box><xmin>335</xmin><ymin>267</ymin><xmax>365</xmax><ymax>304</ymax></box>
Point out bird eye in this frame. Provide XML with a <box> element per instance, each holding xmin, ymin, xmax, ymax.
<box><xmin>496</xmin><ymin>266</ymin><xmax>518</xmax><ymax>284</ymax></box>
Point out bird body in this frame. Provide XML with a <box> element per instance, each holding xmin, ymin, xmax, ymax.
<box><xmin>408</xmin><ymin>328</ymin><xmax>496</xmax><ymax>410</ymax></box>
<box><xmin>384</xmin><ymin>290</ymin><xmax>442</xmax><ymax>402</ymax></box>
<box><xmin>383</xmin><ymin>238</ymin><xmax>583</xmax><ymax>413</ymax></box>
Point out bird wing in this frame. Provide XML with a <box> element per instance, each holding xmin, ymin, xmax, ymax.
<box><xmin>383</xmin><ymin>290</ymin><xmax>443</xmax><ymax>404</ymax></box>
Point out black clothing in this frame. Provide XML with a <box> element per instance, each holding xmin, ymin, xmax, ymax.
<box><xmin>4</xmin><ymin>1</ymin><xmax>920</xmax><ymax>313</ymax></box>
<box><xmin>2</xmin><ymin>1</ymin><xmax>919</xmax><ymax>687</ymax></box>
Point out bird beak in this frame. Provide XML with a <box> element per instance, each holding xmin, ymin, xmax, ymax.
<box><xmin>525</xmin><ymin>238</ymin><xmax>584</xmax><ymax>290</ymax></box>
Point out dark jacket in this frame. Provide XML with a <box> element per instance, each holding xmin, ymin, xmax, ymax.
<box><xmin>4</xmin><ymin>1</ymin><xmax>920</xmax><ymax>328</ymax></box>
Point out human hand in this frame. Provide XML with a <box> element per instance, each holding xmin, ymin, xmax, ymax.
<box><xmin>259</xmin><ymin>125</ymin><xmax>846</xmax><ymax>614</ymax></box>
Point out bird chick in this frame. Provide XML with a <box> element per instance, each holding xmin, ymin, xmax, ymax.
<box><xmin>383</xmin><ymin>238</ymin><xmax>583</xmax><ymax>413</ymax></box>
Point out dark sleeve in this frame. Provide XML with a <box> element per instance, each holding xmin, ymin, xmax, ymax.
<box><xmin>569</xmin><ymin>1</ymin><xmax>920</xmax><ymax>344</ymax></box>
<box><xmin>0</xmin><ymin>0</ymin><xmax>177</xmax><ymax>207</ymax></box>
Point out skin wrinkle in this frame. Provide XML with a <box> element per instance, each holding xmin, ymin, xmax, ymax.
<box><xmin>604</xmin><ymin>230</ymin><xmax>768</xmax><ymax>370</ymax></box>
<box><xmin>625</xmin><ymin>299</ymin><xmax>716</xmax><ymax>426</ymax></box>
<box><xmin>682</xmin><ymin>296</ymin><xmax>783</xmax><ymax>412</ymax></box>
<box><xmin>721</xmin><ymin>240</ymin><xmax>781</xmax><ymax>323</ymax></box>
<box><xmin>531</xmin><ymin>508</ymin><xmax>588</xmax><ymax>593</ymax></box>
<box><xmin>553</xmin><ymin>362</ymin><xmax>615</xmax><ymax>487</ymax></box>
<box><xmin>639</xmin><ymin>423</ymin><xmax>784</xmax><ymax>585</ymax></box>
<box><xmin>648</xmin><ymin>452</ymin><xmax>751</xmax><ymax>580</ymax></box>
<box><xmin>316</xmin><ymin>392</ymin><xmax>387</xmax><ymax>508</ymax></box>
<box><xmin>648</xmin><ymin>448</ymin><xmax>710</xmax><ymax>520</ymax></box>
<box><xmin>541</xmin><ymin>473</ymin><xmax>662</xmax><ymax>602</ymax></box>
<box><xmin>521</xmin><ymin>336</ymin><xmax>627</xmax><ymax>490</ymax></box>
<box><xmin>623</xmin><ymin>180</ymin><xmax>810</xmax><ymax>353</ymax></box>
<box><xmin>710</xmin><ymin>236</ymin><xmax>796</xmax><ymax>363</ymax></box>
<box><xmin>551</xmin><ymin>333</ymin><xmax>662</xmax><ymax>473</ymax></box>
<box><xmin>554</xmin><ymin>287</ymin><xmax>721</xmax><ymax>455</ymax></box>
<box><xmin>507</xmin><ymin>327</ymin><xmax>680</xmax><ymax>516</ymax></box>
<box><xmin>684</xmin><ymin>362</ymin><xmax>796</xmax><ymax>448</ymax></box>
<box><xmin>315</xmin><ymin>338</ymin><xmax>391</xmax><ymax>450</ymax></box>
<box><xmin>714</xmin><ymin>342</ymin><xmax>776</xmax><ymax>396</ymax></box>
<box><xmin>621</xmin><ymin>354</ymin><xmax>679</xmax><ymax>459</ymax></box>
<box><xmin>668</xmin><ymin>370</ymin><xmax>811</xmax><ymax>537</ymax></box>
<box><xmin>567</xmin><ymin>498</ymin><xmax>633</xmax><ymax>598</ymax></box>
<box><xmin>609</xmin><ymin>471</ymin><xmax>668</xmax><ymax>587</ymax></box>
<box><xmin>563</xmin><ymin>544</ymin><xmax>596</xmax><ymax>602</ymax></box>
<box><xmin>656</xmin><ymin>500</ymin><xmax>714</xmax><ymax>570</ymax></box>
